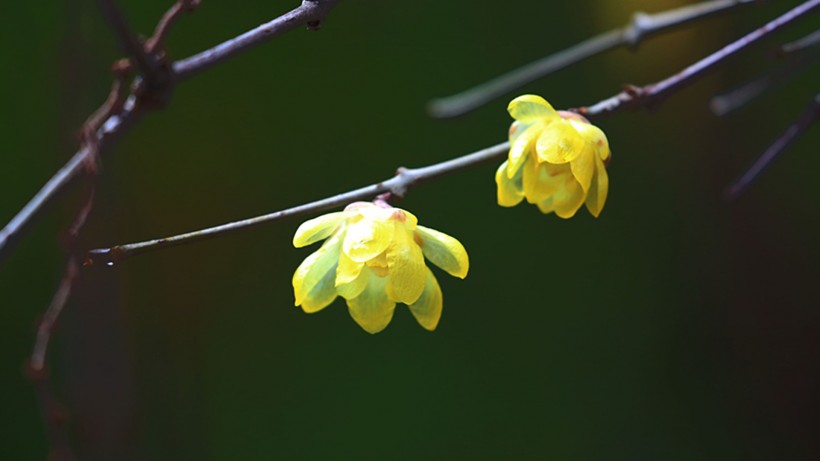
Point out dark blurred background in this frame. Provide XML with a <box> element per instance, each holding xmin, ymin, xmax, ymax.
<box><xmin>2</xmin><ymin>0</ymin><xmax>819</xmax><ymax>459</ymax></box>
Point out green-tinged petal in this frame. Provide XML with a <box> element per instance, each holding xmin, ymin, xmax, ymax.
<box><xmin>336</xmin><ymin>252</ymin><xmax>364</xmax><ymax>285</ymax></box>
<box><xmin>415</xmin><ymin>225</ymin><xmax>469</xmax><ymax>279</ymax></box>
<box><xmin>293</xmin><ymin>233</ymin><xmax>342</xmax><ymax>312</ymax></box>
<box><xmin>552</xmin><ymin>178</ymin><xmax>586</xmax><ymax>219</ymax></box>
<box><xmin>508</xmin><ymin>121</ymin><xmax>525</xmax><ymax>143</ymax></box>
<box><xmin>535</xmin><ymin>121</ymin><xmax>584</xmax><ymax>164</ymax></box>
<box><xmin>385</xmin><ymin>225</ymin><xmax>427</xmax><ymax>304</ymax></box>
<box><xmin>292</xmin><ymin>212</ymin><xmax>345</xmax><ymax>248</ymax></box>
<box><xmin>537</xmin><ymin>197</ymin><xmax>555</xmax><ymax>214</ymax></box>
<box><xmin>337</xmin><ymin>264</ymin><xmax>371</xmax><ymax>299</ymax></box>
<box><xmin>408</xmin><ymin>269</ymin><xmax>443</xmax><ymax>331</ymax></box>
<box><xmin>585</xmin><ymin>155</ymin><xmax>609</xmax><ymax>217</ymax></box>
<box><xmin>569</xmin><ymin>144</ymin><xmax>595</xmax><ymax>192</ymax></box>
<box><xmin>507</xmin><ymin>127</ymin><xmax>537</xmax><ymax>178</ymax></box>
<box><xmin>523</xmin><ymin>158</ymin><xmax>564</xmax><ymax>204</ymax></box>
<box><xmin>496</xmin><ymin>161</ymin><xmax>524</xmax><ymax>207</ymax></box>
<box><xmin>301</xmin><ymin>275</ymin><xmax>338</xmax><ymax>313</ymax></box>
<box><xmin>507</xmin><ymin>95</ymin><xmax>557</xmax><ymax>123</ymax></box>
<box><xmin>342</xmin><ymin>216</ymin><xmax>394</xmax><ymax>263</ymax></box>
<box><xmin>347</xmin><ymin>275</ymin><xmax>396</xmax><ymax>334</ymax></box>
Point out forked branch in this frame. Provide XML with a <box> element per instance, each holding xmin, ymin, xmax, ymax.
<box><xmin>0</xmin><ymin>0</ymin><xmax>341</xmax><ymax>263</ymax></box>
<box><xmin>86</xmin><ymin>0</ymin><xmax>820</xmax><ymax>264</ymax></box>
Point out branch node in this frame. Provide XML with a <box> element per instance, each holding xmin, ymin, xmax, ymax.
<box><xmin>624</xmin><ymin>11</ymin><xmax>650</xmax><ymax>49</ymax></box>
<box><xmin>374</xmin><ymin>192</ymin><xmax>396</xmax><ymax>205</ymax></box>
<box><xmin>84</xmin><ymin>246</ymin><xmax>124</xmax><ymax>267</ymax></box>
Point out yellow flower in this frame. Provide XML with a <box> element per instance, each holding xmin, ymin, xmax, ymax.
<box><xmin>292</xmin><ymin>201</ymin><xmax>469</xmax><ymax>334</ymax></box>
<box><xmin>495</xmin><ymin>95</ymin><xmax>611</xmax><ymax>218</ymax></box>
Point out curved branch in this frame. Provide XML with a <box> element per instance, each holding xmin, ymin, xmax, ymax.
<box><xmin>85</xmin><ymin>141</ymin><xmax>510</xmax><ymax>265</ymax></box>
<box><xmin>427</xmin><ymin>0</ymin><xmax>761</xmax><ymax>119</ymax></box>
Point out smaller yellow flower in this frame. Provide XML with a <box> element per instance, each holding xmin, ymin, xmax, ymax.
<box><xmin>292</xmin><ymin>201</ymin><xmax>469</xmax><ymax>334</ymax></box>
<box><xmin>496</xmin><ymin>95</ymin><xmax>611</xmax><ymax>218</ymax></box>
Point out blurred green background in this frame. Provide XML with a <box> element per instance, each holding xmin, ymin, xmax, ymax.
<box><xmin>2</xmin><ymin>0</ymin><xmax>819</xmax><ymax>459</ymax></box>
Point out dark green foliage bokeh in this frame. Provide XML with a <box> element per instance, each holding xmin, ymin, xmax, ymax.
<box><xmin>2</xmin><ymin>1</ymin><xmax>819</xmax><ymax>459</ymax></box>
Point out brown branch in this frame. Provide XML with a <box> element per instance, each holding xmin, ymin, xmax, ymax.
<box><xmin>8</xmin><ymin>1</ymin><xmax>341</xmax><ymax>458</ymax></box>
<box><xmin>146</xmin><ymin>0</ymin><xmax>201</xmax><ymax>54</ymax></box>
<box><xmin>26</xmin><ymin>181</ymin><xmax>96</xmax><ymax>461</ymax></box>
<box><xmin>0</xmin><ymin>0</ymin><xmax>342</xmax><ymax>263</ymax></box>
<box><xmin>724</xmin><ymin>94</ymin><xmax>819</xmax><ymax>200</ymax></box>
<box><xmin>26</xmin><ymin>360</ymin><xmax>76</xmax><ymax>461</ymax></box>
<box><xmin>96</xmin><ymin>0</ymin><xmax>161</xmax><ymax>82</ymax></box>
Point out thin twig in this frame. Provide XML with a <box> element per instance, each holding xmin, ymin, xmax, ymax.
<box><xmin>427</xmin><ymin>0</ymin><xmax>761</xmax><ymax>118</ymax></box>
<box><xmin>31</xmin><ymin>259</ymin><xmax>81</xmax><ymax>371</ymax></box>
<box><xmin>724</xmin><ymin>94</ymin><xmax>819</xmax><ymax>200</ymax></box>
<box><xmin>0</xmin><ymin>0</ymin><xmax>342</xmax><ymax>263</ymax></box>
<box><xmin>779</xmin><ymin>28</ymin><xmax>820</xmax><ymax>55</ymax></box>
<box><xmin>172</xmin><ymin>0</ymin><xmax>341</xmax><ymax>80</ymax></box>
<box><xmin>84</xmin><ymin>141</ymin><xmax>510</xmax><ymax>265</ymax></box>
<box><xmin>709</xmin><ymin>54</ymin><xmax>818</xmax><ymax>116</ymax></box>
<box><xmin>26</xmin><ymin>182</ymin><xmax>96</xmax><ymax>461</ymax></box>
<box><xmin>577</xmin><ymin>0</ymin><xmax>820</xmax><ymax>119</ymax></box>
<box><xmin>97</xmin><ymin>0</ymin><xmax>160</xmax><ymax>81</ymax></box>
<box><xmin>711</xmin><ymin>27</ymin><xmax>820</xmax><ymax>116</ymax></box>
<box><xmin>26</xmin><ymin>360</ymin><xmax>76</xmax><ymax>461</ymax></box>
<box><xmin>31</xmin><ymin>184</ymin><xmax>98</xmax><ymax>372</ymax></box>
<box><xmin>146</xmin><ymin>0</ymin><xmax>201</xmax><ymax>54</ymax></box>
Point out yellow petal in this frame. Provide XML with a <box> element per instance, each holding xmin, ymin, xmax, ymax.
<box><xmin>569</xmin><ymin>145</ymin><xmax>595</xmax><ymax>193</ymax></box>
<box><xmin>337</xmin><ymin>263</ymin><xmax>371</xmax><ymax>299</ymax></box>
<box><xmin>552</xmin><ymin>178</ymin><xmax>586</xmax><ymax>219</ymax></box>
<box><xmin>523</xmin><ymin>158</ymin><xmax>564</xmax><ymax>204</ymax></box>
<box><xmin>535</xmin><ymin>121</ymin><xmax>584</xmax><ymax>164</ymax></box>
<box><xmin>292</xmin><ymin>212</ymin><xmax>345</xmax><ymax>248</ymax></box>
<box><xmin>397</xmin><ymin>208</ymin><xmax>418</xmax><ymax>229</ymax></box>
<box><xmin>347</xmin><ymin>275</ymin><xmax>396</xmax><ymax>334</ymax></box>
<box><xmin>584</xmin><ymin>155</ymin><xmax>609</xmax><ymax>218</ymax></box>
<box><xmin>385</xmin><ymin>225</ymin><xmax>427</xmax><ymax>304</ymax></box>
<box><xmin>571</xmin><ymin>119</ymin><xmax>610</xmax><ymax>162</ymax></box>
<box><xmin>342</xmin><ymin>216</ymin><xmax>394</xmax><ymax>263</ymax></box>
<box><xmin>507</xmin><ymin>95</ymin><xmax>557</xmax><ymax>123</ymax></box>
<box><xmin>355</xmin><ymin>202</ymin><xmax>395</xmax><ymax>223</ymax></box>
<box><xmin>496</xmin><ymin>161</ymin><xmax>524</xmax><ymax>207</ymax></box>
<box><xmin>292</xmin><ymin>233</ymin><xmax>342</xmax><ymax>313</ymax></box>
<box><xmin>507</xmin><ymin>126</ymin><xmax>537</xmax><ymax>178</ymax></box>
<box><xmin>415</xmin><ymin>225</ymin><xmax>469</xmax><ymax>279</ymax></box>
<box><xmin>408</xmin><ymin>268</ymin><xmax>443</xmax><ymax>331</ymax></box>
<box><xmin>336</xmin><ymin>252</ymin><xmax>364</xmax><ymax>285</ymax></box>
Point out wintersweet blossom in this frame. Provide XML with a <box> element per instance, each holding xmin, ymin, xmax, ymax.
<box><xmin>292</xmin><ymin>201</ymin><xmax>469</xmax><ymax>334</ymax></box>
<box><xmin>495</xmin><ymin>95</ymin><xmax>611</xmax><ymax>218</ymax></box>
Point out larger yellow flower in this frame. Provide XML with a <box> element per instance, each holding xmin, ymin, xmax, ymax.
<box><xmin>292</xmin><ymin>201</ymin><xmax>469</xmax><ymax>334</ymax></box>
<box><xmin>496</xmin><ymin>95</ymin><xmax>611</xmax><ymax>218</ymax></box>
